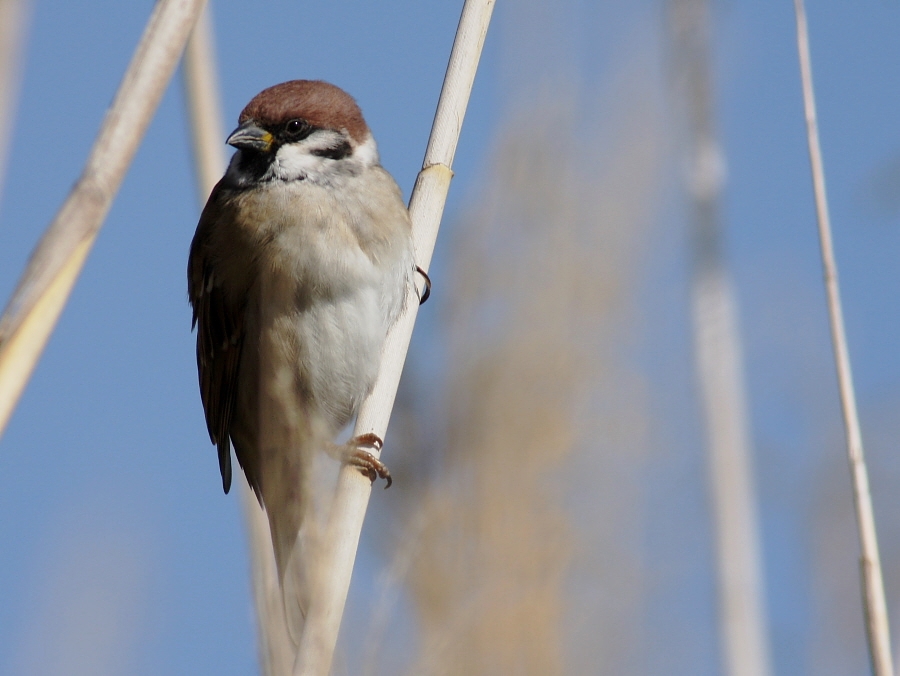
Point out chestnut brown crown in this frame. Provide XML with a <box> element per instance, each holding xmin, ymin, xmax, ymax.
<box><xmin>238</xmin><ymin>80</ymin><xmax>369</xmax><ymax>145</ymax></box>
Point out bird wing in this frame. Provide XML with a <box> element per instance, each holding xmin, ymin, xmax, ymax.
<box><xmin>188</xmin><ymin>182</ymin><xmax>245</xmax><ymax>494</ymax></box>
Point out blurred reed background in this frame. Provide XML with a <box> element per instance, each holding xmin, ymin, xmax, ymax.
<box><xmin>2</xmin><ymin>0</ymin><xmax>900</xmax><ymax>674</ymax></box>
<box><xmin>342</xmin><ymin>6</ymin><xmax>670</xmax><ymax>673</ymax></box>
<box><xmin>337</xmin><ymin>1</ymin><xmax>900</xmax><ymax>675</ymax></box>
<box><xmin>381</xmin><ymin>59</ymin><xmax>664</xmax><ymax>674</ymax></box>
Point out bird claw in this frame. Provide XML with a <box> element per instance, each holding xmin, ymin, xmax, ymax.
<box><xmin>345</xmin><ymin>433</ymin><xmax>392</xmax><ymax>488</ymax></box>
<box><xmin>416</xmin><ymin>266</ymin><xmax>431</xmax><ymax>305</ymax></box>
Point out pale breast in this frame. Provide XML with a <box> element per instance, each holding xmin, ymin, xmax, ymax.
<box><xmin>241</xmin><ymin>175</ymin><xmax>413</xmax><ymax>431</ymax></box>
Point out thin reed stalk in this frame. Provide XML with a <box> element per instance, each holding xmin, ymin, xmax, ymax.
<box><xmin>793</xmin><ymin>2</ymin><xmax>894</xmax><ymax>674</ymax></box>
<box><xmin>0</xmin><ymin>0</ymin><xmax>208</xmax><ymax>440</ymax></box>
<box><xmin>182</xmin><ymin>4</ymin><xmax>224</xmax><ymax>201</ymax></box>
<box><xmin>291</xmin><ymin>1</ymin><xmax>496</xmax><ymax>673</ymax></box>
<box><xmin>180</xmin><ymin>7</ymin><xmax>294</xmax><ymax>674</ymax></box>
<box><xmin>668</xmin><ymin>2</ymin><xmax>772</xmax><ymax>674</ymax></box>
<box><xmin>0</xmin><ymin>0</ymin><xmax>29</xmax><ymax>205</ymax></box>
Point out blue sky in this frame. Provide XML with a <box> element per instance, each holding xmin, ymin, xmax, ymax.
<box><xmin>1</xmin><ymin>1</ymin><xmax>900</xmax><ymax>674</ymax></box>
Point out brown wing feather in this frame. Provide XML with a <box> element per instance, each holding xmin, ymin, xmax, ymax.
<box><xmin>188</xmin><ymin>182</ymin><xmax>245</xmax><ymax>494</ymax></box>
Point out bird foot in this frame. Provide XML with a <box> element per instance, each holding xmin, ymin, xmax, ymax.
<box><xmin>335</xmin><ymin>433</ymin><xmax>392</xmax><ymax>488</ymax></box>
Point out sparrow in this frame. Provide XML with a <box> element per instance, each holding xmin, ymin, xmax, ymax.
<box><xmin>188</xmin><ymin>80</ymin><xmax>415</xmax><ymax>579</ymax></box>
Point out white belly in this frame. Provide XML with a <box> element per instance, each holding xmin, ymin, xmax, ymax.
<box><xmin>272</xmin><ymin>282</ymin><xmax>386</xmax><ymax>429</ymax></box>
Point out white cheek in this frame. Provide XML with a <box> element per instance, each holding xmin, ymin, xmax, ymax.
<box><xmin>270</xmin><ymin>130</ymin><xmax>379</xmax><ymax>183</ymax></box>
<box><xmin>273</xmin><ymin>143</ymin><xmax>325</xmax><ymax>181</ymax></box>
<box><xmin>352</xmin><ymin>134</ymin><xmax>379</xmax><ymax>167</ymax></box>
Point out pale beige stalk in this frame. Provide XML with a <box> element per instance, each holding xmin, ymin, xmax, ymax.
<box><xmin>181</xmin><ymin>8</ymin><xmax>295</xmax><ymax>674</ymax></box>
<box><xmin>793</xmin><ymin>2</ymin><xmax>894</xmax><ymax>674</ymax></box>
<box><xmin>182</xmin><ymin>4</ymin><xmax>225</xmax><ymax>202</ymax></box>
<box><xmin>0</xmin><ymin>0</ymin><xmax>208</xmax><ymax>439</ymax></box>
<box><xmin>0</xmin><ymin>0</ymin><xmax>29</xmax><ymax>204</ymax></box>
<box><xmin>291</xmin><ymin>1</ymin><xmax>497</xmax><ymax>674</ymax></box>
<box><xmin>668</xmin><ymin>2</ymin><xmax>773</xmax><ymax>674</ymax></box>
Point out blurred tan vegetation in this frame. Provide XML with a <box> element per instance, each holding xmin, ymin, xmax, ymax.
<box><xmin>353</xmin><ymin>24</ymin><xmax>670</xmax><ymax>675</ymax></box>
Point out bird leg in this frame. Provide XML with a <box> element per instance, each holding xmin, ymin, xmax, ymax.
<box><xmin>329</xmin><ymin>433</ymin><xmax>392</xmax><ymax>488</ymax></box>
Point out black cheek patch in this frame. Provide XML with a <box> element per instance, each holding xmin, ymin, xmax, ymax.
<box><xmin>311</xmin><ymin>139</ymin><xmax>352</xmax><ymax>161</ymax></box>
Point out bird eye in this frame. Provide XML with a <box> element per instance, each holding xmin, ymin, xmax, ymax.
<box><xmin>284</xmin><ymin>119</ymin><xmax>307</xmax><ymax>137</ymax></box>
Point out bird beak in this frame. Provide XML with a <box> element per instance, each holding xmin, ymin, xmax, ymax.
<box><xmin>226</xmin><ymin>121</ymin><xmax>274</xmax><ymax>152</ymax></box>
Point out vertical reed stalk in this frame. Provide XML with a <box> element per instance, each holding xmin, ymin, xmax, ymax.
<box><xmin>0</xmin><ymin>0</ymin><xmax>29</xmax><ymax>205</ymax></box>
<box><xmin>291</xmin><ymin>1</ymin><xmax>496</xmax><ymax>673</ymax></box>
<box><xmin>668</xmin><ymin>2</ymin><xmax>772</xmax><ymax>674</ymax></box>
<box><xmin>182</xmin><ymin>4</ymin><xmax>224</xmax><ymax>200</ymax></box>
<box><xmin>793</xmin><ymin>2</ymin><xmax>894</xmax><ymax>674</ymax></box>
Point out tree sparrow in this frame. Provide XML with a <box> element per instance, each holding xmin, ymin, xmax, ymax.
<box><xmin>188</xmin><ymin>80</ymin><xmax>415</xmax><ymax>578</ymax></box>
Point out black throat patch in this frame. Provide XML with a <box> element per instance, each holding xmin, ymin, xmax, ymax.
<box><xmin>223</xmin><ymin>148</ymin><xmax>278</xmax><ymax>188</ymax></box>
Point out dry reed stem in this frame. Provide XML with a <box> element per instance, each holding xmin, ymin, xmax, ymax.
<box><xmin>793</xmin><ymin>2</ymin><xmax>894</xmax><ymax>674</ymax></box>
<box><xmin>0</xmin><ymin>0</ymin><xmax>29</xmax><ymax>204</ymax></box>
<box><xmin>180</xmin><ymin>8</ymin><xmax>295</xmax><ymax>674</ymax></box>
<box><xmin>291</xmin><ymin>1</ymin><xmax>496</xmax><ymax>674</ymax></box>
<box><xmin>182</xmin><ymin>4</ymin><xmax>224</xmax><ymax>201</ymax></box>
<box><xmin>0</xmin><ymin>0</ymin><xmax>208</xmax><ymax>439</ymax></box>
<box><xmin>668</xmin><ymin>1</ymin><xmax>773</xmax><ymax>674</ymax></box>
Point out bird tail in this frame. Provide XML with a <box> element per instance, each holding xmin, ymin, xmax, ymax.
<box><xmin>241</xmin><ymin>483</ymin><xmax>328</xmax><ymax>671</ymax></box>
<box><xmin>257</xmin><ymin>441</ymin><xmax>336</xmax><ymax>659</ymax></box>
<box><xmin>239</xmin><ymin>480</ymin><xmax>298</xmax><ymax>673</ymax></box>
